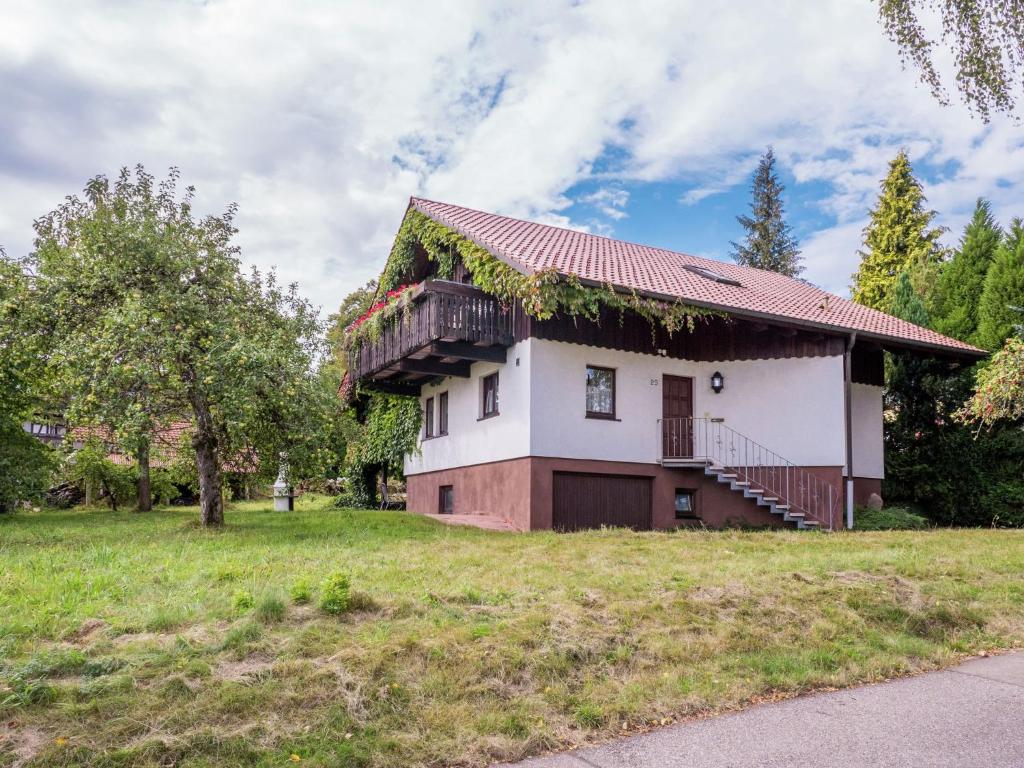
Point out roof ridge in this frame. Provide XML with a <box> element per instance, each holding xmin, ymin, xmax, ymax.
<box><xmin>411</xmin><ymin>196</ymin><xmax>771</xmax><ymax>281</ymax></box>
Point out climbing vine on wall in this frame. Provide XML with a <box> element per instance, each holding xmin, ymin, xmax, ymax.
<box><xmin>373</xmin><ymin>208</ymin><xmax>717</xmax><ymax>340</ymax></box>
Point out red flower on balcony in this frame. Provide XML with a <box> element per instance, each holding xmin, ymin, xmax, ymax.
<box><xmin>346</xmin><ymin>283</ymin><xmax>419</xmax><ymax>333</ymax></box>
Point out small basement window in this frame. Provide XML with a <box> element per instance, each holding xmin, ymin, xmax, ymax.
<box><xmin>439</xmin><ymin>485</ymin><xmax>454</xmax><ymax>514</ymax></box>
<box><xmin>683</xmin><ymin>264</ymin><xmax>741</xmax><ymax>286</ymax></box>
<box><xmin>675</xmin><ymin>489</ymin><xmax>698</xmax><ymax>520</ymax></box>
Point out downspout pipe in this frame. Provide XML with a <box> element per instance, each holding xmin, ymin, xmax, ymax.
<box><xmin>844</xmin><ymin>331</ymin><xmax>858</xmax><ymax>530</ymax></box>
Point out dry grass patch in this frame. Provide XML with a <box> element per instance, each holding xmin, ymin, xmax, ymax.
<box><xmin>1</xmin><ymin>498</ymin><xmax>1022</xmax><ymax>767</ymax></box>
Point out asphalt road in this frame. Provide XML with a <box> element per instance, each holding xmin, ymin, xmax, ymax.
<box><xmin>506</xmin><ymin>653</ymin><xmax>1024</xmax><ymax>768</ymax></box>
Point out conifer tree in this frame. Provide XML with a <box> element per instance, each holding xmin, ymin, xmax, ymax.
<box><xmin>852</xmin><ymin>150</ymin><xmax>945</xmax><ymax>311</ymax></box>
<box><xmin>976</xmin><ymin>219</ymin><xmax>1024</xmax><ymax>351</ymax></box>
<box><xmin>730</xmin><ymin>148</ymin><xmax>803</xmax><ymax>276</ymax></box>
<box><xmin>933</xmin><ymin>199</ymin><xmax>1002</xmax><ymax>342</ymax></box>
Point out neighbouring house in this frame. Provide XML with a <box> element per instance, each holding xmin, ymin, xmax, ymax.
<box><xmin>22</xmin><ymin>414</ymin><xmax>67</xmax><ymax>447</ymax></box>
<box><xmin>346</xmin><ymin>198</ymin><xmax>984</xmax><ymax>532</ymax></box>
<box><xmin>69</xmin><ymin>421</ymin><xmax>193</xmax><ymax>467</ymax></box>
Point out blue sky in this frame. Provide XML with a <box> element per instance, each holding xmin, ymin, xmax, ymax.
<box><xmin>2</xmin><ymin>1</ymin><xmax>1023</xmax><ymax>312</ymax></box>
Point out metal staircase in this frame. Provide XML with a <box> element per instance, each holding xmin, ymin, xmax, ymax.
<box><xmin>659</xmin><ymin>417</ymin><xmax>840</xmax><ymax>530</ymax></box>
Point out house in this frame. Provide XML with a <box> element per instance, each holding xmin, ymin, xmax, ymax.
<box><xmin>346</xmin><ymin>198</ymin><xmax>984</xmax><ymax>532</ymax></box>
<box><xmin>68</xmin><ymin>421</ymin><xmax>193</xmax><ymax>467</ymax></box>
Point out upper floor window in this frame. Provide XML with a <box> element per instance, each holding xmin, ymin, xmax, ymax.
<box><xmin>438</xmin><ymin>392</ymin><xmax>449</xmax><ymax>435</ymax></box>
<box><xmin>586</xmin><ymin>365</ymin><xmax>616</xmax><ymax>419</ymax></box>
<box><xmin>481</xmin><ymin>373</ymin><xmax>499</xmax><ymax>418</ymax></box>
<box><xmin>424</xmin><ymin>396</ymin><xmax>435</xmax><ymax>438</ymax></box>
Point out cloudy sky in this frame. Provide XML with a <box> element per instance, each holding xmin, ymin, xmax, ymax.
<box><xmin>3</xmin><ymin>1</ymin><xmax>1023</xmax><ymax>315</ymax></box>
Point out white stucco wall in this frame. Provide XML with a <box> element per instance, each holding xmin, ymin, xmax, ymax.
<box><xmin>405</xmin><ymin>337</ymin><xmax>881</xmax><ymax>476</ymax></box>
<box><xmin>528</xmin><ymin>339</ymin><xmax>847</xmax><ymax>467</ymax></box>
<box><xmin>851</xmin><ymin>383</ymin><xmax>884</xmax><ymax>479</ymax></box>
<box><xmin>404</xmin><ymin>340</ymin><xmax>532</xmax><ymax>475</ymax></box>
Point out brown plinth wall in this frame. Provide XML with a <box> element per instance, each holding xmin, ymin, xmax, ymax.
<box><xmin>407</xmin><ymin>458</ymin><xmax>857</xmax><ymax>531</ymax></box>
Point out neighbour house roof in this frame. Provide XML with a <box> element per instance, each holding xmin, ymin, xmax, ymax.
<box><xmin>408</xmin><ymin>197</ymin><xmax>984</xmax><ymax>359</ymax></box>
<box><xmin>69</xmin><ymin>422</ymin><xmax>193</xmax><ymax>468</ymax></box>
<box><xmin>70</xmin><ymin>421</ymin><xmax>259</xmax><ymax>473</ymax></box>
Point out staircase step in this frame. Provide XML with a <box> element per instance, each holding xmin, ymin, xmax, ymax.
<box><xmin>733</xmin><ymin>481</ymin><xmax>750</xmax><ymax>487</ymax></box>
<box><xmin>776</xmin><ymin>504</ymin><xmax>790</xmax><ymax>511</ymax></box>
<box><xmin>761</xmin><ymin>496</ymin><xmax>779</xmax><ymax>502</ymax></box>
<box><xmin>719</xmin><ymin>473</ymin><xmax>737</xmax><ymax>479</ymax></box>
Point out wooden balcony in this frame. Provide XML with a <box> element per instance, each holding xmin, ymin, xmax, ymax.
<box><xmin>349</xmin><ymin>281</ymin><xmax>514</xmax><ymax>389</ymax></box>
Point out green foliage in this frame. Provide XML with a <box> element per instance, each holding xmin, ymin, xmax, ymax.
<box><xmin>232</xmin><ymin>590</ymin><xmax>255</xmax><ymax>612</ymax></box>
<box><xmin>877</xmin><ymin>0</ymin><xmax>1024</xmax><ymax>121</ymax></box>
<box><xmin>71</xmin><ymin>439</ymin><xmax>137</xmax><ymax>510</ymax></box>
<box><xmin>0</xmin><ymin>256</ymin><xmax>56</xmax><ymax>512</ymax></box>
<box><xmin>289</xmin><ymin>580</ymin><xmax>312</xmax><ymax>604</ymax></box>
<box><xmin>318</xmin><ymin>571</ymin><xmax>351</xmax><ymax>615</ymax></box>
<box><xmin>0</xmin><ymin>421</ymin><xmax>55</xmax><ymax>513</ymax></box>
<box><xmin>855</xmin><ymin>506</ymin><xmax>929</xmax><ymax>530</ymax></box>
<box><xmin>975</xmin><ymin>221</ymin><xmax>1024</xmax><ymax>351</ymax></box>
<box><xmin>933</xmin><ymin>199</ymin><xmax>1002</xmax><ymax>342</ymax></box>
<box><xmin>882</xmin><ymin>269</ymin><xmax>1024</xmax><ymax>527</ymax></box>
<box><xmin>255</xmin><ymin>592</ymin><xmax>286</xmax><ymax>623</ymax></box>
<box><xmin>325</xmin><ymin>278</ymin><xmax>376</xmax><ymax>379</ymax></box>
<box><xmin>852</xmin><ymin>150</ymin><xmax>945</xmax><ymax>311</ymax></box>
<box><xmin>730</xmin><ymin>147</ymin><xmax>803</xmax><ymax>276</ymax></box>
<box><xmin>956</xmin><ymin>336</ymin><xmax>1024</xmax><ymax>427</ymax></box>
<box><xmin>28</xmin><ymin>166</ymin><xmax>327</xmax><ymax>525</ymax></box>
<box><xmin>355</xmin><ymin>394</ymin><xmax>421</xmax><ymax>471</ymax></box>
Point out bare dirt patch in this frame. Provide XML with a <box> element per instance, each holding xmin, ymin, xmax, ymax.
<box><xmin>0</xmin><ymin>724</ymin><xmax>46</xmax><ymax>768</ymax></box>
<box><xmin>214</xmin><ymin>656</ymin><xmax>275</xmax><ymax>682</ymax></box>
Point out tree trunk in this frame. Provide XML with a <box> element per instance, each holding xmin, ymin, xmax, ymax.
<box><xmin>379</xmin><ymin>466</ymin><xmax>389</xmax><ymax>508</ymax></box>
<box><xmin>188</xmin><ymin>384</ymin><xmax>224</xmax><ymax>527</ymax></box>
<box><xmin>194</xmin><ymin>435</ymin><xmax>223</xmax><ymax>526</ymax></box>
<box><xmin>137</xmin><ymin>437</ymin><xmax>152</xmax><ymax>512</ymax></box>
<box><xmin>360</xmin><ymin>463</ymin><xmax>378</xmax><ymax>508</ymax></box>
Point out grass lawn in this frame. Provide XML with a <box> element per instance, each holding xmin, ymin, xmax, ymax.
<box><xmin>2</xmin><ymin>497</ymin><xmax>1023</xmax><ymax>767</ymax></box>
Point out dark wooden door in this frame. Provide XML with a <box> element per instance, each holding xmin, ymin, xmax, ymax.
<box><xmin>551</xmin><ymin>473</ymin><xmax>653</xmax><ymax>531</ymax></box>
<box><xmin>662</xmin><ymin>375</ymin><xmax>694</xmax><ymax>458</ymax></box>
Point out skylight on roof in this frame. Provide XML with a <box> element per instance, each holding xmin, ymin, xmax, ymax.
<box><xmin>683</xmin><ymin>264</ymin><xmax>741</xmax><ymax>287</ymax></box>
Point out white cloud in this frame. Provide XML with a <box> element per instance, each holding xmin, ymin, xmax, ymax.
<box><xmin>1</xmin><ymin>0</ymin><xmax>1021</xmax><ymax>311</ymax></box>
<box><xmin>579</xmin><ymin>187</ymin><xmax>629</xmax><ymax>219</ymax></box>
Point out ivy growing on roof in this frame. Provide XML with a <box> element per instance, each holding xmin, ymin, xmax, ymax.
<box><xmin>356</xmin><ymin>208</ymin><xmax>714</xmax><ymax>349</ymax></box>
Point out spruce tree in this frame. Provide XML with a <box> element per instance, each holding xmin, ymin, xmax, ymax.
<box><xmin>976</xmin><ymin>219</ymin><xmax>1024</xmax><ymax>351</ymax></box>
<box><xmin>730</xmin><ymin>148</ymin><xmax>803</xmax><ymax>276</ymax></box>
<box><xmin>851</xmin><ymin>150</ymin><xmax>945</xmax><ymax>311</ymax></box>
<box><xmin>933</xmin><ymin>199</ymin><xmax>1002</xmax><ymax>342</ymax></box>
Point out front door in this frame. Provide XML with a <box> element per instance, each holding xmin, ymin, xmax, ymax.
<box><xmin>662</xmin><ymin>375</ymin><xmax>694</xmax><ymax>459</ymax></box>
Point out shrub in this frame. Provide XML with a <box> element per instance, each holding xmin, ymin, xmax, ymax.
<box><xmin>572</xmin><ymin>702</ymin><xmax>605</xmax><ymax>729</ymax></box>
<box><xmin>255</xmin><ymin>593</ymin><xmax>286</xmax><ymax>623</ymax></box>
<box><xmin>289</xmin><ymin>580</ymin><xmax>312</xmax><ymax>604</ymax></box>
<box><xmin>232</xmin><ymin>590</ymin><xmax>255</xmax><ymax>612</ymax></box>
<box><xmin>855</xmin><ymin>506</ymin><xmax>929</xmax><ymax>531</ymax></box>
<box><xmin>318</xmin><ymin>572</ymin><xmax>351</xmax><ymax>615</ymax></box>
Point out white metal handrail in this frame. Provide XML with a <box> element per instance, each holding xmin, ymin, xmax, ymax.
<box><xmin>659</xmin><ymin>417</ymin><xmax>839</xmax><ymax>530</ymax></box>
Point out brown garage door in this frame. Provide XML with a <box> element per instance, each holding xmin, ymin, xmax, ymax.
<box><xmin>552</xmin><ymin>472</ymin><xmax>653</xmax><ymax>531</ymax></box>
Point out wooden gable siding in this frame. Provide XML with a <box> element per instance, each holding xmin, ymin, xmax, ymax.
<box><xmin>516</xmin><ymin>306</ymin><xmax>847</xmax><ymax>363</ymax></box>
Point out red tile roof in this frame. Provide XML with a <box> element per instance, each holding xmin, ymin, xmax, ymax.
<box><xmin>409</xmin><ymin>198</ymin><xmax>984</xmax><ymax>358</ymax></box>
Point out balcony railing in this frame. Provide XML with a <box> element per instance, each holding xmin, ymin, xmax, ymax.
<box><xmin>660</xmin><ymin>417</ymin><xmax>841</xmax><ymax>530</ymax></box>
<box><xmin>349</xmin><ymin>281</ymin><xmax>514</xmax><ymax>382</ymax></box>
